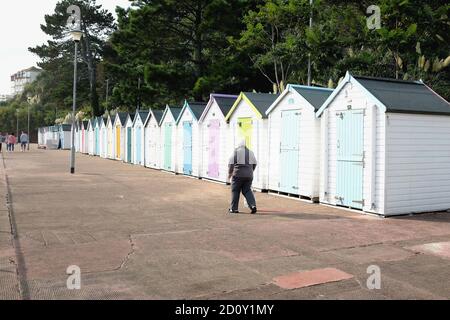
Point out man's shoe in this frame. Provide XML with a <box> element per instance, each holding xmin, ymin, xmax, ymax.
<box><xmin>251</xmin><ymin>207</ymin><xmax>257</xmax><ymax>214</ymax></box>
<box><xmin>228</xmin><ymin>209</ymin><xmax>239</xmax><ymax>214</ymax></box>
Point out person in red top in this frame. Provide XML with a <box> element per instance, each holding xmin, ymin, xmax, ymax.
<box><xmin>7</xmin><ymin>133</ymin><xmax>16</xmax><ymax>152</ymax></box>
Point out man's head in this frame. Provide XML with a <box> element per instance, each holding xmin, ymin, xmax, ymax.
<box><xmin>237</xmin><ymin>139</ymin><xmax>246</xmax><ymax>149</ymax></box>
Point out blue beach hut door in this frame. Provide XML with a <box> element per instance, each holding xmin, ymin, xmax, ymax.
<box><xmin>280</xmin><ymin>110</ymin><xmax>300</xmax><ymax>194</ymax></box>
<box><xmin>336</xmin><ymin>109</ymin><xmax>364</xmax><ymax>209</ymax></box>
<box><xmin>183</xmin><ymin>121</ymin><xmax>193</xmax><ymax>175</ymax></box>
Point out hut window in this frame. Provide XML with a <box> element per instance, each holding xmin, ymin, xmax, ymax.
<box><xmin>288</xmin><ymin>98</ymin><xmax>295</xmax><ymax>105</ymax></box>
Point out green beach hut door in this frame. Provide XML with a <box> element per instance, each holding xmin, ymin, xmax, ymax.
<box><xmin>183</xmin><ymin>121</ymin><xmax>193</xmax><ymax>175</ymax></box>
<box><xmin>238</xmin><ymin>118</ymin><xmax>253</xmax><ymax>149</ymax></box>
<box><xmin>280</xmin><ymin>110</ymin><xmax>300</xmax><ymax>194</ymax></box>
<box><xmin>336</xmin><ymin>110</ymin><xmax>364</xmax><ymax>209</ymax></box>
<box><xmin>127</xmin><ymin>127</ymin><xmax>132</xmax><ymax>163</ymax></box>
<box><xmin>164</xmin><ymin>123</ymin><xmax>172</xmax><ymax>170</ymax></box>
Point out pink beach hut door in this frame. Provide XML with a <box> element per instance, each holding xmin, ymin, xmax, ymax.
<box><xmin>208</xmin><ymin>120</ymin><xmax>220</xmax><ymax>178</ymax></box>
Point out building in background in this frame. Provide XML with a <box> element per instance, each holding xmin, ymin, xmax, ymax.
<box><xmin>10</xmin><ymin>66</ymin><xmax>42</xmax><ymax>96</ymax></box>
<box><xmin>0</xmin><ymin>93</ymin><xmax>12</xmax><ymax>102</ymax></box>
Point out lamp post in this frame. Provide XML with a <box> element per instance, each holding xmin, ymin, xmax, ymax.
<box><xmin>26</xmin><ymin>93</ymin><xmax>32</xmax><ymax>151</ymax></box>
<box><xmin>27</xmin><ymin>104</ymin><xmax>30</xmax><ymax>150</ymax></box>
<box><xmin>67</xmin><ymin>5</ymin><xmax>83</xmax><ymax>174</ymax></box>
<box><xmin>70</xmin><ymin>29</ymin><xmax>83</xmax><ymax>174</ymax></box>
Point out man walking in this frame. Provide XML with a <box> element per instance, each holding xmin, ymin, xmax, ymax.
<box><xmin>20</xmin><ymin>131</ymin><xmax>29</xmax><ymax>152</ymax></box>
<box><xmin>7</xmin><ymin>133</ymin><xmax>16</xmax><ymax>152</ymax></box>
<box><xmin>228</xmin><ymin>139</ymin><xmax>258</xmax><ymax>214</ymax></box>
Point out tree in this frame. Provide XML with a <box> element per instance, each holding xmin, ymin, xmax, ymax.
<box><xmin>235</xmin><ymin>0</ymin><xmax>312</xmax><ymax>92</ymax></box>
<box><xmin>107</xmin><ymin>0</ymin><xmax>266</xmax><ymax>109</ymax></box>
<box><xmin>29</xmin><ymin>0</ymin><xmax>116</xmax><ymax>116</ymax></box>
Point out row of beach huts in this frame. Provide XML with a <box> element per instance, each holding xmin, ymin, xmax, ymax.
<box><xmin>38</xmin><ymin>72</ymin><xmax>450</xmax><ymax>217</ymax></box>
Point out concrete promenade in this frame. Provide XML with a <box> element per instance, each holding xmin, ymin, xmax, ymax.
<box><xmin>0</xmin><ymin>146</ymin><xmax>449</xmax><ymax>299</ymax></box>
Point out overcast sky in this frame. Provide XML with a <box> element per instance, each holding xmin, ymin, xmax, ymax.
<box><xmin>0</xmin><ymin>0</ymin><xmax>132</xmax><ymax>94</ymax></box>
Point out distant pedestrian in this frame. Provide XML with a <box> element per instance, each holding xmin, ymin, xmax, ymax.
<box><xmin>227</xmin><ymin>139</ymin><xmax>258</xmax><ymax>214</ymax></box>
<box><xmin>7</xmin><ymin>133</ymin><xmax>16</xmax><ymax>152</ymax></box>
<box><xmin>20</xmin><ymin>131</ymin><xmax>29</xmax><ymax>152</ymax></box>
<box><xmin>0</xmin><ymin>132</ymin><xmax>5</xmax><ymax>152</ymax></box>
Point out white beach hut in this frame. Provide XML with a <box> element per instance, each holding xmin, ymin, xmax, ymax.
<box><xmin>175</xmin><ymin>100</ymin><xmax>207</xmax><ymax>177</ymax></box>
<box><xmin>225</xmin><ymin>92</ymin><xmax>279</xmax><ymax>191</ymax></box>
<box><xmin>124</xmin><ymin>113</ymin><xmax>135</xmax><ymax>163</ymax></box>
<box><xmin>144</xmin><ymin>109</ymin><xmax>164</xmax><ymax>169</ymax></box>
<box><xmin>266</xmin><ymin>85</ymin><xmax>333</xmax><ymax>200</ymax></box>
<box><xmin>199</xmin><ymin>94</ymin><xmax>238</xmax><ymax>183</ymax></box>
<box><xmin>99</xmin><ymin>117</ymin><xmax>108</xmax><ymax>158</ymax></box>
<box><xmin>316</xmin><ymin>72</ymin><xmax>450</xmax><ymax>216</ymax></box>
<box><xmin>132</xmin><ymin>110</ymin><xmax>150</xmax><ymax>166</ymax></box>
<box><xmin>88</xmin><ymin>118</ymin><xmax>95</xmax><ymax>156</ymax></box>
<box><xmin>106</xmin><ymin>115</ymin><xmax>115</xmax><ymax>159</ymax></box>
<box><xmin>160</xmin><ymin>105</ymin><xmax>182</xmax><ymax>173</ymax></box>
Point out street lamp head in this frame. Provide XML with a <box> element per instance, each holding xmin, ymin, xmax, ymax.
<box><xmin>70</xmin><ymin>29</ymin><xmax>83</xmax><ymax>42</ymax></box>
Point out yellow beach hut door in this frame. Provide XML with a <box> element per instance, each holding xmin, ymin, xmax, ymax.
<box><xmin>238</xmin><ymin>118</ymin><xmax>252</xmax><ymax>149</ymax></box>
<box><xmin>116</xmin><ymin>125</ymin><xmax>121</xmax><ymax>158</ymax></box>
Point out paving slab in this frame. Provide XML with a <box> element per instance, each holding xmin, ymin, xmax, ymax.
<box><xmin>273</xmin><ymin>268</ymin><xmax>354</xmax><ymax>290</ymax></box>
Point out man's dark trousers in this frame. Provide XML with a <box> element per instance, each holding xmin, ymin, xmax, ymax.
<box><xmin>231</xmin><ymin>177</ymin><xmax>256</xmax><ymax>211</ymax></box>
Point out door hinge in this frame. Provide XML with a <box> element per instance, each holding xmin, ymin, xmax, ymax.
<box><xmin>352</xmin><ymin>200</ymin><xmax>365</xmax><ymax>206</ymax></box>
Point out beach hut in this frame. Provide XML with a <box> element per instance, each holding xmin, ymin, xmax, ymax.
<box><xmin>124</xmin><ymin>114</ymin><xmax>135</xmax><ymax>163</ymax></box>
<box><xmin>266</xmin><ymin>85</ymin><xmax>333</xmax><ymax>200</ymax></box>
<box><xmin>99</xmin><ymin>117</ymin><xmax>108</xmax><ymax>158</ymax></box>
<box><xmin>94</xmin><ymin>117</ymin><xmax>102</xmax><ymax>156</ymax></box>
<box><xmin>74</xmin><ymin>122</ymin><xmax>80</xmax><ymax>152</ymax></box>
<box><xmin>132</xmin><ymin>110</ymin><xmax>150</xmax><ymax>166</ymax></box>
<box><xmin>316</xmin><ymin>72</ymin><xmax>450</xmax><ymax>216</ymax></box>
<box><xmin>225</xmin><ymin>92</ymin><xmax>279</xmax><ymax>191</ymax></box>
<box><xmin>175</xmin><ymin>100</ymin><xmax>207</xmax><ymax>177</ymax></box>
<box><xmin>82</xmin><ymin>121</ymin><xmax>89</xmax><ymax>154</ymax></box>
<box><xmin>38</xmin><ymin>127</ymin><xmax>46</xmax><ymax>148</ymax></box>
<box><xmin>106</xmin><ymin>115</ymin><xmax>114</xmax><ymax>159</ymax></box>
<box><xmin>144</xmin><ymin>109</ymin><xmax>164</xmax><ymax>169</ymax></box>
<box><xmin>59</xmin><ymin>124</ymin><xmax>72</xmax><ymax>150</ymax></box>
<box><xmin>160</xmin><ymin>105</ymin><xmax>182</xmax><ymax>172</ymax></box>
<box><xmin>87</xmin><ymin>118</ymin><xmax>95</xmax><ymax>155</ymax></box>
<box><xmin>198</xmin><ymin>94</ymin><xmax>238</xmax><ymax>182</ymax></box>
<box><xmin>113</xmin><ymin>112</ymin><xmax>128</xmax><ymax>161</ymax></box>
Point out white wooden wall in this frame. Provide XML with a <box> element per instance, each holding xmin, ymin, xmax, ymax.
<box><xmin>267</xmin><ymin>91</ymin><xmax>321</xmax><ymax>198</ymax></box>
<box><xmin>176</xmin><ymin>109</ymin><xmax>201</xmax><ymax>177</ymax></box>
<box><xmin>319</xmin><ymin>80</ymin><xmax>386</xmax><ymax>214</ymax></box>
<box><xmin>132</xmin><ymin>117</ymin><xmax>146</xmax><ymax>166</ymax></box>
<box><xmin>201</xmin><ymin>101</ymin><xmax>230</xmax><ymax>183</ymax></box>
<box><xmin>125</xmin><ymin>119</ymin><xmax>133</xmax><ymax>163</ymax></box>
<box><xmin>145</xmin><ymin>117</ymin><xmax>161</xmax><ymax>169</ymax></box>
<box><xmin>160</xmin><ymin>112</ymin><xmax>178</xmax><ymax>172</ymax></box>
<box><xmin>100</xmin><ymin>124</ymin><xmax>108</xmax><ymax>159</ymax></box>
<box><xmin>88</xmin><ymin>128</ymin><xmax>94</xmax><ymax>155</ymax></box>
<box><xmin>385</xmin><ymin>113</ymin><xmax>450</xmax><ymax>215</ymax></box>
<box><xmin>107</xmin><ymin>123</ymin><xmax>114</xmax><ymax>159</ymax></box>
<box><xmin>228</xmin><ymin>99</ymin><xmax>269</xmax><ymax>191</ymax></box>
